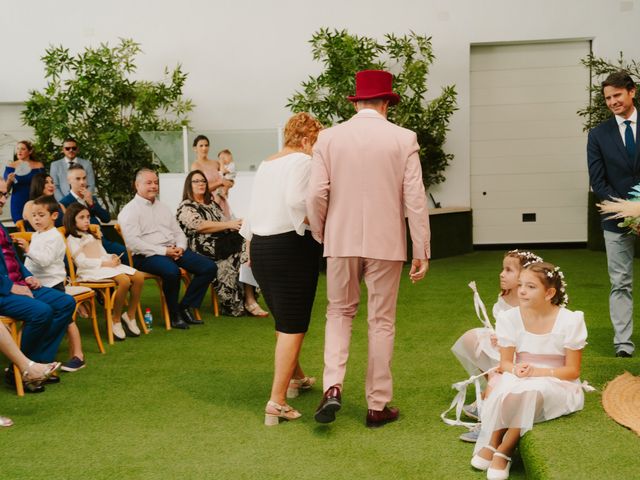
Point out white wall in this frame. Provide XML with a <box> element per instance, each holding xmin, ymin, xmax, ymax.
<box><xmin>2</xmin><ymin>0</ymin><xmax>639</xmax><ymax>208</ymax></box>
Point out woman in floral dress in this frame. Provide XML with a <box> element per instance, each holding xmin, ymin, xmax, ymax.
<box><xmin>177</xmin><ymin>170</ymin><xmax>267</xmax><ymax>317</ymax></box>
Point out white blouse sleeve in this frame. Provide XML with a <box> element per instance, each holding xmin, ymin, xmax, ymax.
<box><xmin>285</xmin><ymin>156</ymin><xmax>311</xmax><ymax>236</ymax></box>
<box><xmin>564</xmin><ymin>310</ymin><xmax>588</xmax><ymax>350</ymax></box>
<box><xmin>239</xmin><ymin>217</ymin><xmax>252</xmax><ymax>241</ymax></box>
<box><xmin>67</xmin><ymin>235</ymin><xmax>103</xmax><ymax>270</ymax></box>
<box><xmin>495</xmin><ymin>310</ymin><xmax>517</xmax><ymax>347</ymax></box>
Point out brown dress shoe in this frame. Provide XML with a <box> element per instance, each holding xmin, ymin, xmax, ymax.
<box><xmin>314</xmin><ymin>385</ymin><xmax>342</xmax><ymax>423</ymax></box>
<box><xmin>366</xmin><ymin>406</ymin><xmax>399</xmax><ymax>428</ymax></box>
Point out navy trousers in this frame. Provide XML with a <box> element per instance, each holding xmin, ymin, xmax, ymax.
<box><xmin>133</xmin><ymin>249</ymin><xmax>217</xmax><ymax>315</ymax></box>
<box><xmin>0</xmin><ymin>287</ymin><xmax>75</xmax><ymax>363</ymax></box>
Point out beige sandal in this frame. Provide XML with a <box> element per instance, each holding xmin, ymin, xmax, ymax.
<box><xmin>264</xmin><ymin>400</ymin><xmax>301</xmax><ymax>426</ymax></box>
<box><xmin>287</xmin><ymin>376</ymin><xmax>316</xmax><ymax>398</ymax></box>
<box><xmin>22</xmin><ymin>361</ymin><xmax>61</xmax><ymax>387</ymax></box>
<box><xmin>245</xmin><ymin>303</ymin><xmax>269</xmax><ymax>318</ymax></box>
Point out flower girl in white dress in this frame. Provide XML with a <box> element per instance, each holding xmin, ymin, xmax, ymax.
<box><xmin>470</xmin><ymin>262</ymin><xmax>588</xmax><ymax>480</ymax></box>
<box><xmin>64</xmin><ymin>203</ymin><xmax>144</xmax><ymax>341</ymax></box>
<box><xmin>452</xmin><ymin>250</ymin><xmax>543</xmax><ymax>381</ymax></box>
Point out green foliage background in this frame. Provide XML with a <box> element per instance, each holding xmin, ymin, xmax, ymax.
<box><xmin>21</xmin><ymin>38</ymin><xmax>193</xmax><ymax>212</ymax></box>
<box><xmin>287</xmin><ymin>28</ymin><xmax>458</xmax><ymax>189</ymax></box>
<box><xmin>578</xmin><ymin>52</ymin><xmax>640</xmax><ymax>131</ymax></box>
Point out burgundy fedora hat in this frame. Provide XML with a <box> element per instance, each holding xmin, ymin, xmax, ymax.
<box><xmin>347</xmin><ymin>70</ymin><xmax>401</xmax><ymax>106</ymax></box>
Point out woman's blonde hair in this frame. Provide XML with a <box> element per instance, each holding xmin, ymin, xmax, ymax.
<box><xmin>283</xmin><ymin>112</ymin><xmax>323</xmax><ymax>149</ymax></box>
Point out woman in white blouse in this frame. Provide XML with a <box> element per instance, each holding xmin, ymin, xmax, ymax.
<box><xmin>240</xmin><ymin>112</ymin><xmax>323</xmax><ymax>425</ymax></box>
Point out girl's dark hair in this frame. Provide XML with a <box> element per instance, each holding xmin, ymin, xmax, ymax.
<box><xmin>182</xmin><ymin>170</ymin><xmax>212</xmax><ymax>204</ymax></box>
<box><xmin>523</xmin><ymin>261</ymin><xmax>568</xmax><ymax>307</ymax></box>
<box><xmin>63</xmin><ymin>202</ymin><xmax>99</xmax><ymax>239</ymax></box>
<box><xmin>192</xmin><ymin>135</ymin><xmax>210</xmax><ymax>147</ymax></box>
<box><xmin>29</xmin><ymin>173</ymin><xmax>52</xmax><ymax>200</ymax></box>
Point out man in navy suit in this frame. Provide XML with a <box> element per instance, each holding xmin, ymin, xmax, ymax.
<box><xmin>49</xmin><ymin>137</ymin><xmax>96</xmax><ymax>201</ymax></box>
<box><xmin>0</xmin><ymin>179</ymin><xmax>75</xmax><ymax>391</ymax></box>
<box><xmin>588</xmin><ymin>71</ymin><xmax>640</xmax><ymax>358</ymax></box>
<box><xmin>60</xmin><ymin>164</ymin><xmax>128</xmax><ymax>264</ymax></box>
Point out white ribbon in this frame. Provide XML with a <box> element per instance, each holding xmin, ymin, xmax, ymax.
<box><xmin>441</xmin><ymin>366</ymin><xmax>499</xmax><ymax>428</ymax></box>
<box><xmin>468</xmin><ymin>281</ymin><xmax>495</xmax><ymax>332</ymax></box>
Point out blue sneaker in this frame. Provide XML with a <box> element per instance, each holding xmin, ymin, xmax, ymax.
<box><xmin>61</xmin><ymin>357</ymin><xmax>86</xmax><ymax>373</ymax></box>
<box><xmin>459</xmin><ymin>427</ymin><xmax>480</xmax><ymax>443</ymax></box>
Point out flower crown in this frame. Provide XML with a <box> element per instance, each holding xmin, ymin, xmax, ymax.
<box><xmin>507</xmin><ymin>249</ymin><xmax>544</xmax><ymax>267</ymax></box>
<box><xmin>544</xmin><ymin>266</ymin><xmax>569</xmax><ymax>307</ymax></box>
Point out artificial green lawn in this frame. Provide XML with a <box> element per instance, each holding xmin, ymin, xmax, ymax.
<box><xmin>0</xmin><ymin>249</ymin><xmax>638</xmax><ymax>479</ymax></box>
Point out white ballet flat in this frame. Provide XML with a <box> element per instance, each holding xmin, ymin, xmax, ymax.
<box><xmin>487</xmin><ymin>452</ymin><xmax>512</xmax><ymax>480</ymax></box>
<box><xmin>471</xmin><ymin>445</ymin><xmax>496</xmax><ymax>470</ymax></box>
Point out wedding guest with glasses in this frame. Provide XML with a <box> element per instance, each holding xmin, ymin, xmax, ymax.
<box><xmin>49</xmin><ymin>137</ymin><xmax>96</xmax><ymax>201</ymax></box>
<box><xmin>177</xmin><ymin>170</ymin><xmax>267</xmax><ymax>317</ymax></box>
<box><xmin>3</xmin><ymin>140</ymin><xmax>45</xmax><ymax>222</ymax></box>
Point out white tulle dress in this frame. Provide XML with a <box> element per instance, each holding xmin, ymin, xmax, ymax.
<box><xmin>473</xmin><ymin>306</ymin><xmax>587</xmax><ymax>454</ymax></box>
<box><xmin>451</xmin><ymin>296</ymin><xmax>515</xmax><ymax>376</ymax></box>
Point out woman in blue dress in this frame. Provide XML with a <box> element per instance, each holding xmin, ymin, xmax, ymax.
<box><xmin>3</xmin><ymin>141</ymin><xmax>45</xmax><ymax>222</ymax></box>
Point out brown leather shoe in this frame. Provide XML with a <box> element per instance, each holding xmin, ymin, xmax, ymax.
<box><xmin>314</xmin><ymin>385</ymin><xmax>341</xmax><ymax>423</ymax></box>
<box><xmin>366</xmin><ymin>406</ymin><xmax>399</xmax><ymax>428</ymax></box>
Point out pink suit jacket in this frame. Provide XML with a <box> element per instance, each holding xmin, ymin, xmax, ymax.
<box><xmin>307</xmin><ymin>109</ymin><xmax>431</xmax><ymax>261</ymax></box>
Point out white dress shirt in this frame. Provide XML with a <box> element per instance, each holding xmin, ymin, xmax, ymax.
<box><xmin>24</xmin><ymin>227</ymin><xmax>67</xmax><ymax>287</ymax></box>
<box><xmin>240</xmin><ymin>152</ymin><xmax>311</xmax><ymax>241</ymax></box>
<box><xmin>615</xmin><ymin>108</ymin><xmax>637</xmax><ymax>145</ymax></box>
<box><xmin>117</xmin><ymin>194</ymin><xmax>187</xmax><ymax>257</ymax></box>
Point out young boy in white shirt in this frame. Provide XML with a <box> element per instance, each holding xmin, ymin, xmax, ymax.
<box><xmin>15</xmin><ymin>195</ymin><xmax>86</xmax><ymax>372</ymax></box>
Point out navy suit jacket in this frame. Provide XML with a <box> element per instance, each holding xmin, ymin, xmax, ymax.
<box><xmin>59</xmin><ymin>193</ymin><xmax>110</xmax><ymax>225</ymax></box>
<box><xmin>0</xmin><ymin>223</ymin><xmax>33</xmax><ymax>296</ymax></box>
<box><xmin>587</xmin><ymin>115</ymin><xmax>640</xmax><ymax>232</ymax></box>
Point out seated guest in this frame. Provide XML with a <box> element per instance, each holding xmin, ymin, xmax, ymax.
<box><xmin>0</xmin><ymin>179</ymin><xmax>75</xmax><ymax>393</ymax></box>
<box><xmin>22</xmin><ymin>173</ymin><xmax>65</xmax><ymax>230</ymax></box>
<box><xmin>13</xmin><ymin>195</ymin><xmax>87</xmax><ymax>372</ymax></box>
<box><xmin>118</xmin><ymin>168</ymin><xmax>218</xmax><ymax>329</ymax></box>
<box><xmin>60</xmin><ymin>164</ymin><xmax>128</xmax><ymax>264</ymax></box>
<box><xmin>65</xmin><ymin>203</ymin><xmax>144</xmax><ymax>341</ymax></box>
<box><xmin>49</xmin><ymin>137</ymin><xmax>96</xmax><ymax>201</ymax></box>
<box><xmin>177</xmin><ymin>170</ymin><xmax>267</xmax><ymax>317</ymax></box>
<box><xmin>3</xmin><ymin>140</ymin><xmax>46</xmax><ymax>222</ymax></box>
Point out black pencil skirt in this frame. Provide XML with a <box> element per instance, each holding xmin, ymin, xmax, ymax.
<box><xmin>250</xmin><ymin>230</ymin><xmax>322</xmax><ymax>334</ymax></box>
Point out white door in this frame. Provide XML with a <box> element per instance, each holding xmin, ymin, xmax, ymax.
<box><xmin>470</xmin><ymin>41</ymin><xmax>590</xmax><ymax>244</ymax></box>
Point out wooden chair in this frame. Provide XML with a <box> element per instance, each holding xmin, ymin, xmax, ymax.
<box><xmin>14</xmin><ymin>219</ymin><xmax>27</xmax><ymax>233</ymax></box>
<box><xmin>10</xmin><ymin>231</ymin><xmax>105</xmax><ymax>354</ymax></box>
<box><xmin>113</xmin><ymin>224</ymin><xmax>215</xmax><ymax>327</ymax></box>
<box><xmin>114</xmin><ymin>224</ymin><xmax>171</xmax><ymax>330</ymax></box>
<box><xmin>0</xmin><ymin>316</ymin><xmax>24</xmax><ymax>397</ymax></box>
<box><xmin>59</xmin><ymin>226</ymin><xmax>121</xmax><ymax>345</ymax></box>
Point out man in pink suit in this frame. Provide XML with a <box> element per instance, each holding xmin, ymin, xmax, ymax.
<box><xmin>307</xmin><ymin>70</ymin><xmax>431</xmax><ymax>427</ymax></box>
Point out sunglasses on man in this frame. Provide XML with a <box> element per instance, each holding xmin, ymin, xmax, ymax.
<box><xmin>64</xmin><ymin>146</ymin><xmax>78</xmax><ymax>151</ymax></box>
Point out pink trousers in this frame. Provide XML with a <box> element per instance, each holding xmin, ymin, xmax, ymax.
<box><xmin>323</xmin><ymin>257</ymin><xmax>403</xmax><ymax>410</ymax></box>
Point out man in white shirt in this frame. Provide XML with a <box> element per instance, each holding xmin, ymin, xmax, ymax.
<box><xmin>49</xmin><ymin>137</ymin><xmax>96</xmax><ymax>201</ymax></box>
<box><xmin>587</xmin><ymin>71</ymin><xmax>640</xmax><ymax>358</ymax></box>
<box><xmin>118</xmin><ymin>169</ymin><xmax>217</xmax><ymax>329</ymax></box>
